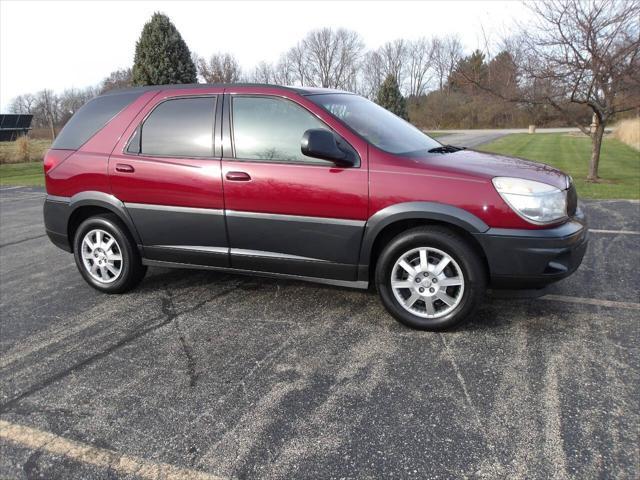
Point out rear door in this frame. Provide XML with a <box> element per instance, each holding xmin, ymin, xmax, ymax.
<box><xmin>221</xmin><ymin>90</ymin><xmax>369</xmax><ymax>281</ymax></box>
<box><xmin>109</xmin><ymin>89</ymin><xmax>228</xmax><ymax>267</ymax></box>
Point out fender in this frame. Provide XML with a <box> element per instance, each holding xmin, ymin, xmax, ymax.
<box><xmin>68</xmin><ymin>191</ymin><xmax>143</xmax><ymax>247</ymax></box>
<box><xmin>44</xmin><ymin>191</ymin><xmax>144</xmax><ymax>251</ymax></box>
<box><xmin>358</xmin><ymin>202</ymin><xmax>490</xmax><ymax>274</ymax></box>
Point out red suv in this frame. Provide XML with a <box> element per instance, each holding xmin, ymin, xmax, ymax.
<box><xmin>43</xmin><ymin>84</ymin><xmax>588</xmax><ymax>330</ymax></box>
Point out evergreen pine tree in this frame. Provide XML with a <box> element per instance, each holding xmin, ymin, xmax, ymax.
<box><xmin>132</xmin><ymin>13</ymin><xmax>197</xmax><ymax>86</ymax></box>
<box><xmin>376</xmin><ymin>74</ymin><xmax>409</xmax><ymax>120</ymax></box>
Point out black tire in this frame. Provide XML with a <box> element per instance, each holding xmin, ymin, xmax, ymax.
<box><xmin>375</xmin><ymin>226</ymin><xmax>486</xmax><ymax>331</ymax></box>
<box><xmin>73</xmin><ymin>213</ymin><xmax>147</xmax><ymax>293</ymax></box>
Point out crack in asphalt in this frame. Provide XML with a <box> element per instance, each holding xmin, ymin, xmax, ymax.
<box><xmin>174</xmin><ymin>317</ymin><xmax>200</xmax><ymax>388</ymax></box>
<box><xmin>0</xmin><ymin>285</ymin><xmax>237</xmax><ymax>414</ymax></box>
<box><xmin>0</xmin><ymin>234</ymin><xmax>47</xmax><ymax>249</ymax></box>
<box><xmin>22</xmin><ymin>449</ymin><xmax>42</xmax><ymax>480</ymax></box>
<box><xmin>7</xmin><ymin>405</ymin><xmax>88</xmax><ymax>419</ymax></box>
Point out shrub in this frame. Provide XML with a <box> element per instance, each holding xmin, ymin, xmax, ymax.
<box><xmin>0</xmin><ymin>138</ymin><xmax>51</xmax><ymax>164</ymax></box>
<box><xmin>14</xmin><ymin>136</ymin><xmax>31</xmax><ymax>163</ymax></box>
<box><xmin>614</xmin><ymin>118</ymin><xmax>640</xmax><ymax>151</ymax></box>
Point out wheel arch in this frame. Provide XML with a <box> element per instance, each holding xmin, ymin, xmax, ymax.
<box><xmin>67</xmin><ymin>191</ymin><xmax>142</xmax><ymax>252</ymax></box>
<box><xmin>358</xmin><ymin>202</ymin><xmax>490</xmax><ymax>282</ymax></box>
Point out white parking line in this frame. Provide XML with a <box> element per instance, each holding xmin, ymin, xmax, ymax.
<box><xmin>0</xmin><ymin>420</ymin><xmax>224</xmax><ymax>480</ymax></box>
<box><xmin>590</xmin><ymin>229</ymin><xmax>640</xmax><ymax>235</ymax></box>
<box><xmin>540</xmin><ymin>294</ymin><xmax>640</xmax><ymax>310</ymax></box>
<box><xmin>0</xmin><ymin>194</ymin><xmax>45</xmax><ymax>202</ymax></box>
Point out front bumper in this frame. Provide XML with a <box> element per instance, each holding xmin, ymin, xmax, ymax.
<box><xmin>473</xmin><ymin>211</ymin><xmax>588</xmax><ymax>289</ymax></box>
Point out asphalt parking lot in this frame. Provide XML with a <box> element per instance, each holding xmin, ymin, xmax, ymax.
<box><xmin>1</xmin><ymin>186</ymin><xmax>638</xmax><ymax>479</ymax></box>
<box><xmin>432</xmin><ymin>128</ymin><xmax>581</xmax><ymax>148</ymax></box>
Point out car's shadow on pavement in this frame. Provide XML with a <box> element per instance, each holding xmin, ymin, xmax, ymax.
<box><xmin>131</xmin><ymin>266</ymin><xmax>560</xmax><ymax>334</ymax></box>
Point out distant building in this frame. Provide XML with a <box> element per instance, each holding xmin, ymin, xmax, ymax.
<box><xmin>0</xmin><ymin>114</ymin><xmax>33</xmax><ymax>141</ymax></box>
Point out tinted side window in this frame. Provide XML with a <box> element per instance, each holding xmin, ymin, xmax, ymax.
<box><xmin>139</xmin><ymin>97</ymin><xmax>215</xmax><ymax>157</ymax></box>
<box><xmin>232</xmin><ymin>96</ymin><xmax>329</xmax><ymax>164</ymax></box>
<box><xmin>52</xmin><ymin>92</ymin><xmax>141</xmax><ymax>150</ymax></box>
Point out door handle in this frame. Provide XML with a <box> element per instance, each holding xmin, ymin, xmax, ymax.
<box><xmin>225</xmin><ymin>171</ymin><xmax>251</xmax><ymax>181</ymax></box>
<box><xmin>115</xmin><ymin>163</ymin><xmax>135</xmax><ymax>173</ymax></box>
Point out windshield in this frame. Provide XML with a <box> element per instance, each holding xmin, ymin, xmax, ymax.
<box><xmin>308</xmin><ymin>93</ymin><xmax>441</xmax><ymax>155</ymax></box>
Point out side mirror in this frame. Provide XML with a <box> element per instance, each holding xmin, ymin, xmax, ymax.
<box><xmin>301</xmin><ymin>129</ymin><xmax>355</xmax><ymax>167</ymax></box>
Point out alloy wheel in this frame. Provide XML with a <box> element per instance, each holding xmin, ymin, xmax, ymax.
<box><xmin>80</xmin><ymin>229</ymin><xmax>123</xmax><ymax>284</ymax></box>
<box><xmin>390</xmin><ymin>247</ymin><xmax>465</xmax><ymax>318</ymax></box>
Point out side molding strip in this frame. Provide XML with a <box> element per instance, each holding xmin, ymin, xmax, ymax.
<box><xmin>147</xmin><ymin>246</ymin><xmax>328</xmax><ymax>263</ymax></box>
<box><xmin>126</xmin><ymin>203</ymin><xmax>224</xmax><ymax>215</ymax></box>
<box><xmin>151</xmin><ymin>245</ymin><xmax>229</xmax><ymax>254</ymax></box>
<box><xmin>46</xmin><ymin>195</ymin><xmax>71</xmax><ymax>203</ymax></box>
<box><xmin>230</xmin><ymin>248</ymin><xmax>328</xmax><ymax>263</ymax></box>
<box><xmin>226</xmin><ymin>209</ymin><xmax>366</xmax><ymax>227</ymax></box>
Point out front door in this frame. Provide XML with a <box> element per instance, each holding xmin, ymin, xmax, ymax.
<box><xmin>109</xmin><ymin>90</ymin><xmax>228</xmax><ymax>267</ymax></box>
<box><xmin>221</xmin><ymin>93</ymin><xmax>368</xmax><ymax>281</ymax></box>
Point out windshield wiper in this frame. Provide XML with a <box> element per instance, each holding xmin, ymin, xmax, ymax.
<box><xmin>428</xmin><ymin>145</ymin><xmax>466</xmax><ymax>154</ymax></box>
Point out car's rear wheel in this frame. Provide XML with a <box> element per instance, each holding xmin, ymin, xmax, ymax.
<box><xmin>73</xmin><ymin>214</ymin><xmax>146</xmax><ymax>293</ymax></box>
<box><xmin>375</xmin><ymin>226</ymin><xmax>486</xmax><ymax>330</ymax></box>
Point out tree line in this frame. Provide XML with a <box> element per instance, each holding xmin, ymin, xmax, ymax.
<box><xmin>7</xmin><ymin>24</ymin><xmax>563</xmax><ymax>133</ymax></box>
<box><xmin>9</xmin><ymin>1</ymin><xmax>639</xmax><ymax>180</ymax></box>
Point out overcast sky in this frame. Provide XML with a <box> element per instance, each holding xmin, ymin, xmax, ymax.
<box><xmin>0</xmin><ymin>0</ymin><xmax>530</xmax><ymax>110</ymax></box>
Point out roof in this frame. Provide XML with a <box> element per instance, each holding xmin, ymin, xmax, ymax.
<box><xmin>99</xmin><ymin>83</ymin><xmax>353</xmax><ymax>97</ymax></box>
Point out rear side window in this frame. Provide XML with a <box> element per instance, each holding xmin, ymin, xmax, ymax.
<box><xmin>52</xmin><ymin>92</ymin><xmax>140</xmax><ymax>150</ymax></box>
<box><xmin>129</xmin><ymin>96</ymin><xmax>216</xmax><ymax>158</ymax></box>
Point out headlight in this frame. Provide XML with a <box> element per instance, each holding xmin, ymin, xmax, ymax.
<box><xmin>492</xmin><ymin>177</ymin><xmax>567</xmax><ymax>224</ymax></box>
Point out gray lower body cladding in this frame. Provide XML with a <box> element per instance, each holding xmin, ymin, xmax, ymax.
<box><xmin>224</xmin><ymin>210</ymin><xmax>364</xmax><ymax>280</ymax></box>
<box><xmin>44</xmin><ymin>195</ymin><xmax>588</xmax><ymax>291</ymax></box>
<box><xmin>44</xmin><ymin>197</ymin><xmax>364</xmax><ymax>284</ymax></box>
<box><xmin>43</xmin><ymin>198</ymin><xmax>73</xmax><ymax>252</ymax></box>
<box><xmin>473</xmin><ymin>216</ymin><xmax>589</xmax><ymax>289</ymax></box>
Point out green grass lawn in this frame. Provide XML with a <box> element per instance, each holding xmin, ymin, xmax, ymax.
<box><xmin>479</xmin><ymin>133</ymin><xmax>640</xmax><ymax>199</ymax></box>
<box><xmin>425</xmin><ymin>131</ymin><xmax>450</xmax><ymax>139</ymax></box>
<box><xmin>0</xmin><ymin>162</ymin><xmax>45</xmax><ymax>186</ymax></box>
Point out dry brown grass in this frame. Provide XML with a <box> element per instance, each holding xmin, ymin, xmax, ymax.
<box><xmin>0</xmin><ymin>137</ymin><xmax>51</xmax><ymax>164</ymax></box>
<box><xmin>14</xmin><ymin>136</ymin><xmax>31</xmax><ymax>162</ymax></box>
<box><xmin>614</xmin><ymin>118</ymin><xmax>640</xmax><ymax>151</ymax></box>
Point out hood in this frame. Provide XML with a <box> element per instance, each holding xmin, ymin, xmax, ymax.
<box><xmin>415</xmin><ymin>149</ymin><xmax>569</xmax><ymax>190</ymax></box>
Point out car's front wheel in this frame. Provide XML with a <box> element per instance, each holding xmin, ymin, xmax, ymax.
<box><xmin>73</xmin><ymin>214</ymin><xmax>146</xmax><ymax>293</ymax></box>
<box><xmin>375</xmin><ymin>226</ymin><xmax>486</xmax><ymax>330</ymax></box>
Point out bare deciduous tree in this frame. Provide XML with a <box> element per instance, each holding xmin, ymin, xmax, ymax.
<box><xmin>196</xmin><ymin>53</ymin><xmax>242</xmax><ymax>83</ymax></box>
<box><xmin>361</xmin><ymin>38</ymin><xmax>424</xmax><ymax>97</ymax></box>
<box><xmin>379</xmin><ymin>39</ymin><xmax>407</xmax><ymax>88</ymax></box>
<box><xmin>272</xmin><ymin>55</ymin><xmax>296</xmax><ymax>85</ymax></box>
<box><xmin>299</xmin><ymin>28</ymin><xmax>364</xmax><ymax>89</ymax></box>
<box><xmin>250</xmin><ymin>55</ymin><xmax>297</xmax><ymax>85</ymax></box>
<box><xmin>35</xmin><ymin>90</ymin><xmax>60</xmax><ymax>139</ymax></box>
<box><xmin>251</xmin><ymin>61</ymin><xmax>275</xmax><ymax>83</ymax></box>
<box><xmin>9</xmin><ymin>94</ymin><xmax>37</xmax><ymax>115</ymax></box>
<box><xmin>509</xmin><ymin>0</ymin><xmax>639</xmax><ymax>181</ymax></box>
<box><xmin>359</xmin><ymin>50</ymin><xmax>385</xmax><ymax>98</ymax></box>
<box><xmin>432</xmin><ymin>35</ymin><xmax>464</xmax><ymax>92</ymax></box>
<box><xmin>286</xmin><ymin>43</ymin><xmax>309</xmax><ymax>86</ymax></box>
<box><xmin>101</xmin><ymin>69</ymin><xmax>133</xmax><ymax>93</ymax></box>
<box><xmin>10</xmin><ymin>89</ymin><xmax>95</xmax><ymax>138</ymax></box>
<box><xmin>406</xmin><ymin>38</ymin><xmax>434</xmax><ymax>97</ymax></box>
<box><xmin>59</xmin><ymin>87</ymin><xmax>97</xmax><ymax>124</ymax></box>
